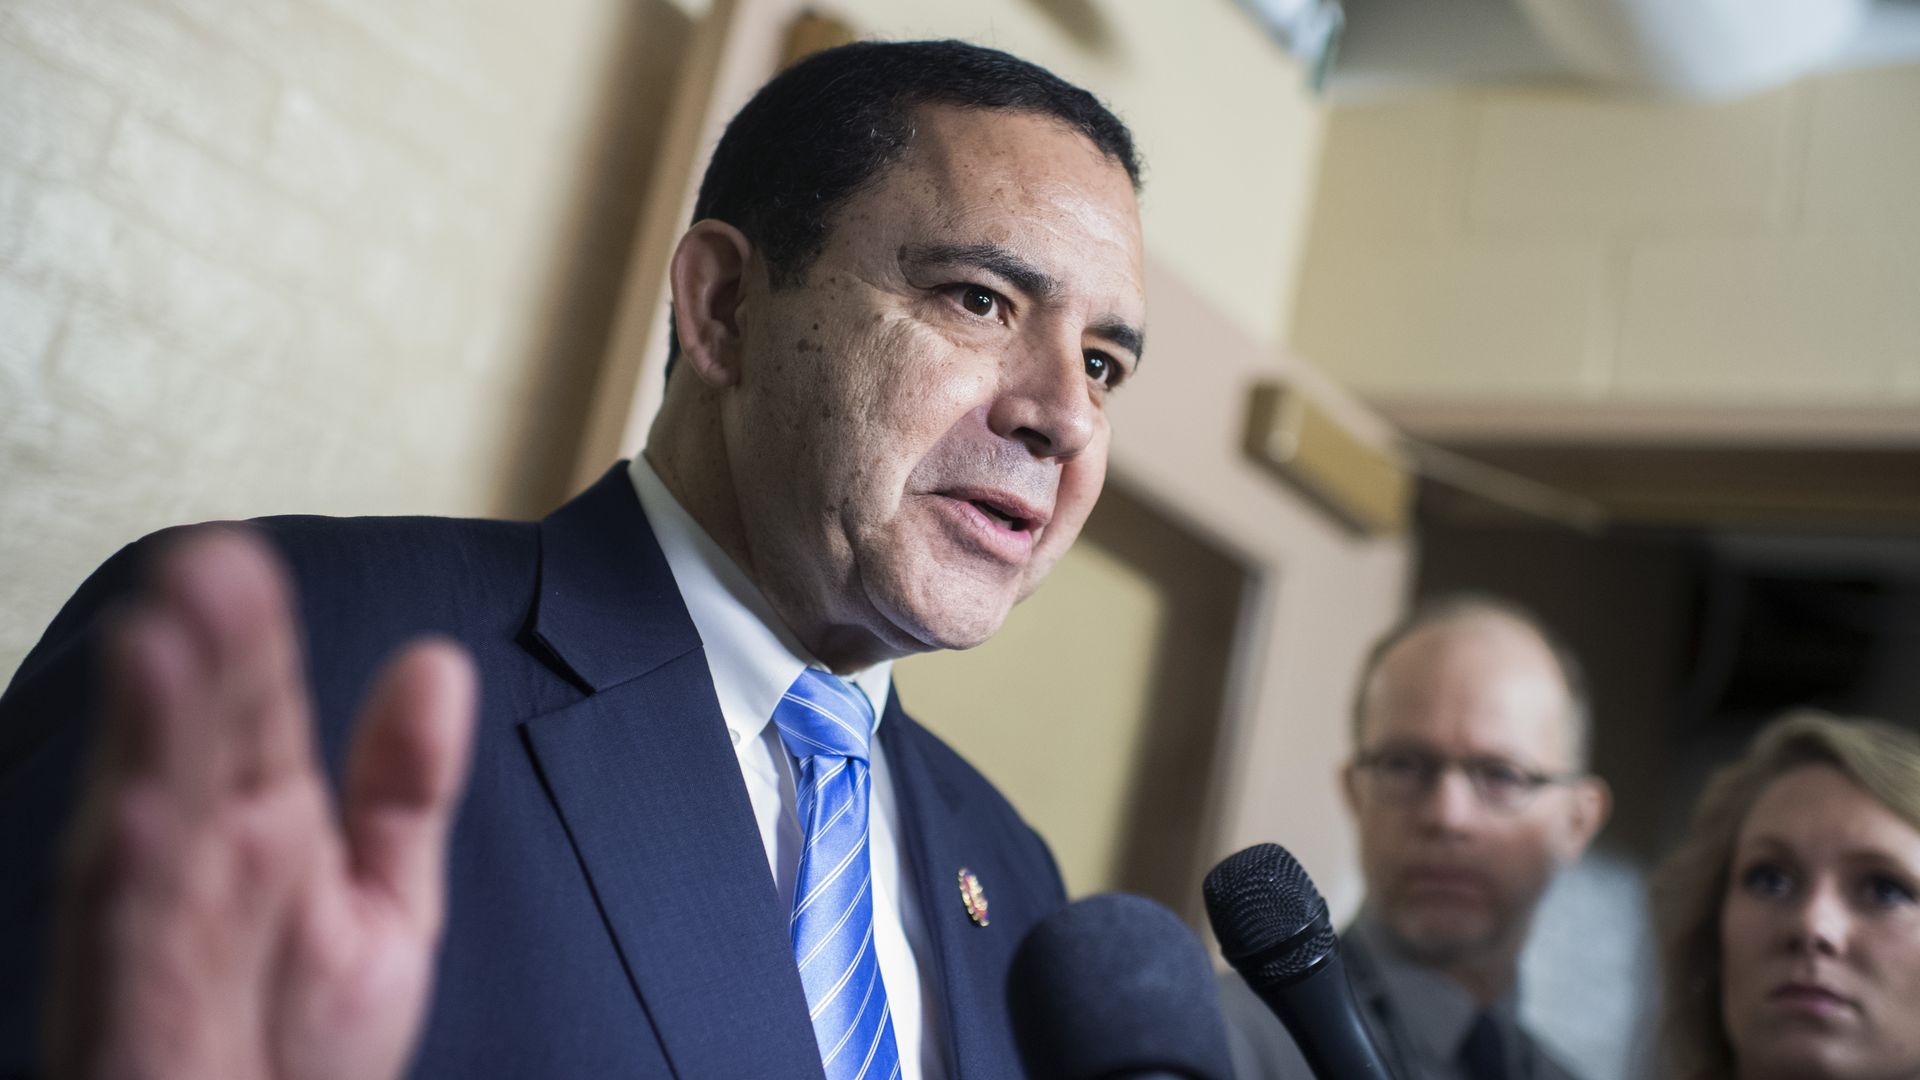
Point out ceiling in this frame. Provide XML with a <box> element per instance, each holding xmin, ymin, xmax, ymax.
<box><xmin>1323</xmin><ymin>0</ymin><xmax>1920</xmax><ymax>99</ymax></box>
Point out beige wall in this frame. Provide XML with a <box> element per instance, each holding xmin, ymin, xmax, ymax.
<box><xmin>1290</xmin><ymin>64</ymin><xmax>1920</xmax><ymax>406</ymax></box>
<box><xmin>0</xmin><ymin>0</ymin><xmax>692</xmax><ymax>676</ymax></box>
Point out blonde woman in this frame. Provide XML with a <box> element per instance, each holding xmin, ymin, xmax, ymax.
<box><xmin>1653</xmin><ymin>711</ymin><xmax>1920</xmax><ymax>1080</ymax></box>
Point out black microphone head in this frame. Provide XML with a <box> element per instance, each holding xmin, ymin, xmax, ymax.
<box><xmin>1203</xmin><ymin>843</ymin><xmax>1338</xmax><ymax>990</ymax></box>
<box><xmin>1007</xmin><ymin>893</ymin><xmax>1234</xmax><ymax>1080</ymax></box>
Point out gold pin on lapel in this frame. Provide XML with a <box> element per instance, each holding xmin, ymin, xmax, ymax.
<box><xmin>958</xmin><ymin>867</ymin><xmax>989</xmax><ymax>927</ymax></box>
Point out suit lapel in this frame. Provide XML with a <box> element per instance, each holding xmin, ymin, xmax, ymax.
<box><xmin>879</xmin><ymin>693</ymin><xmax>1017</xmax><ymax>1079</ymax></box>
<box><xmin>519</xmin><ymin>465</ymin><xmax>825</xmax><ymax>1077</ymax></box>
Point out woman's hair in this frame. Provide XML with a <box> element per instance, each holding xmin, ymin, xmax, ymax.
<box><xmin>1651</xmin><ymin>710</ymin><xmax>1920</xmax><ymax>1080</ymax></box>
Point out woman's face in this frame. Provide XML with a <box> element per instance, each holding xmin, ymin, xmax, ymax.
<box><xmin>1721</xmin><ymin>764</ymin><xmax>1920</xmax><ymax>1080</ymax></box>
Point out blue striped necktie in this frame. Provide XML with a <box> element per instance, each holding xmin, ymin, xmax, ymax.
<box><xmin>773</xmin><ymin>669</ymin><xmax>902</xmax><ymax>1080</ymax></box>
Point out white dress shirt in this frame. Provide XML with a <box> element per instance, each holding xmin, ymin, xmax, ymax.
<box><xmin>628</xmin><ymin>457</ymin><xmax>948</xmax><ymax>1080</ymax></box>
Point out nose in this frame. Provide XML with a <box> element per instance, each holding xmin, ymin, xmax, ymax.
<box><xmin>1414</xmin><ymin>766</ymin><xmax>1481</xmax><ymax>833</ymax></box>
<box><xmin>987</xmin><ymin>328</ymin><xmax>1097</xmax><ymax>461</ymax></box>
<box><xmin>1786</xmin><ymin>883</ymin><xmax>1849</xmax><ymax>957</ymax></box>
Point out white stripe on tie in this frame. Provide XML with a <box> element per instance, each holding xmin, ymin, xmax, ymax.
<box><xmin>798</xmin><ymin>870</ymin><xmax>872</xmax><ymax>972</ymax></box>
<box><xmin>791</xmin><ymin>831</ymin><xmax>868</xmax><ymax>922</ymax></box>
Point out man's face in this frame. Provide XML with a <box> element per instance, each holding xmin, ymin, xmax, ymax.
<box><xmin>721</xmin><ymin>105</ymin><xmax>1146</xmax><ymax>664</ymax></box>
<box><xmin>1344</xmin><ymin>618</ymin><xmax>1600</xmax><ymax>968</ymax></box>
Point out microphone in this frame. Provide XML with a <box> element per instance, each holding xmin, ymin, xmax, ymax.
<box><xmin>1007</xmin><ymin>893</ymin><xmax>1235</xmax><ymax>1080</ymax></box>
<box><xmin>1203</xmin><ymin>843</ymin><xmax>1397</xmax><ymax>1079</ymax></box>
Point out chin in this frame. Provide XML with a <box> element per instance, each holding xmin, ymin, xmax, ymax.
<box><xmin>1014</xmin><ymin>544</ymin><xmax>1071</xmax><ymax>603</ymax></box>
<box><xmin>1735</xmin><ymin>1040</ymin><xmax>1864</xmax><ymax>1080</ymax></box>
<box><xmin>1390</xmin><ymin>911</ymin><xmax>1498</xmax><ymax>965</ymax></box>
<box><xmin>908</xmin><ymin>602</ymin><xmax>1016</xmax><ymax>653</ymax></box>
<box><xmin>879</xmin><ymin>585</ymin><xmax>1019</xmax><ymax>655</ymax></box>
<box><xmin>863</xmin><ymin>548</ymin><xmax>1025</xmax><ymax>654</ymax></box>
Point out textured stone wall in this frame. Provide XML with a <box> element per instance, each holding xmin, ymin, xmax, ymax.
<box><xmin>0</xmin><ymin>0</ymin><xmax>690</xmax><ymax>677</ymax></box>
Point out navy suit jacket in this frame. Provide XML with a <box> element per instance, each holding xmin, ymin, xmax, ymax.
<box><xmin>0</xmin><ymin>464</ymin><xmax>1068</xmax><ymax>1078</ymax></box>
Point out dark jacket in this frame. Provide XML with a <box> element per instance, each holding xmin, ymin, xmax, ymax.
<box><xmin>0</xmin><ymin>464</ymin><xmax>1067</xmax><ymax>1078</ymax></box>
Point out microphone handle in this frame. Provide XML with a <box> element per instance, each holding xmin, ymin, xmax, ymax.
<box><xmin>1254</xmin><ymin>951</ymin><xmax>1398</xmax><ymax>1080</ymax></box>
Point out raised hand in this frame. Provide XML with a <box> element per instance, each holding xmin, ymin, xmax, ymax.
<box><xmin>46</xmin><ymin>528</ymin><xmax>476</xmax><ymax>1080</ymax></box>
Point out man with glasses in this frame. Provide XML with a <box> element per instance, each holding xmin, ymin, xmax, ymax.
<box><xmin>1221</xmin><ymin>596</ymin><xmax>1611</xmax><ymax>1080</ymax></box>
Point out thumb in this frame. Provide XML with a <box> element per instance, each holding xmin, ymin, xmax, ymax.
<box><xmin>342</xmin><ymin>638</ymin><xmax>477</xmax><ymax>934</ymax></box>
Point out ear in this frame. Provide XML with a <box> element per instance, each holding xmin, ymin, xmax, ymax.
<box><xmin>1556</xmin><ymin>774</ymin><xmax>1613</xmax><ymax>862</ymax></box>
<box><xmin>668</xmin><ymin>219</ymin><xmax>756</xmax><ymax>388</ymax></box>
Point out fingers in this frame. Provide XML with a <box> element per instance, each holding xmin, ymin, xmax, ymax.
<box><xmin>96</xmin><ymin>527</ymin><xmax>316</xmax><ymax>802</ymax></box>
<box><xmin>95</xmin><ymin>601</ymin><xmax>205</xmax><ymax>799</ymax></box>
<box><xmin>342</xmin><ymin>639</ymin><xmax>477</xmax><ymax>935</ymax></box>
<box><xmin>153</xmin><ymin>527</ymin><xmax>317</xmax><ymax>791</ymax></box>
<box><xmin>55</xmin><ymin>528</ymin><xmax>327</xmax><ymax>1078</ymax></box>
<box><xmin>53</xmin><ymin>529</ymin><xmax>469</xmax><ymax>1080</ymax></box>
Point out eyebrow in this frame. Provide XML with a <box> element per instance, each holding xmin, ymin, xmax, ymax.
<box><xmin>1738</xmin><ymin>836</ymin><xmax>1794</xmax><ymax>857</ymax></box>
<box><xmin>1092</xmin><ymin>319</ymin><xmax>1145</xmax><ymax>365</ymax></box>
<box><xmin>900</xmin><ymin>242</ymin><xmax>1146</xmax><ymax>364</ymax></box>
<box><xmin>902</xmin><ymin>242</ymin><xmax>1058</xmax><ymax>300</ymax></box>
<box><xmin>1740</xmin><ymin>834</ymin><xmax>1920</xmax><ymax>867</ymax></box>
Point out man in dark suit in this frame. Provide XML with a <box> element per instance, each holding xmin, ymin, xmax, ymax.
<box><xmin>0</xmin><ymin>40</ymin><xmax>1146</xmax><ymax>1080</ymax></box>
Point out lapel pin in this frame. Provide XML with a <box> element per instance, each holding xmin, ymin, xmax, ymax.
<box><xmin>958</xmin><ymin>867</ymin><xmax>990</xmax><ymax>927</ymax></box>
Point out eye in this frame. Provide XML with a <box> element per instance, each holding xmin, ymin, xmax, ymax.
<box><xmin>1374</xmin><ymin>749</ymin><xmax>1430</xmax><ymax>780</ymax></box>
<box><xmin>1085</xmin><ymin>351</ymin><xmax>1124</xmax><ymax>388</ymax></box>
<box><xmin>1861</xmin><ymin>873</ymin><xmax>1918</xmax><ymax>908</ymax></box>
<box><xmin>1739</xmin><ymin>861</ymin><xmax>1794</xmax><ymax>900</ymax></box>
<box><xmin>955</xmin><ymin>284</ymin><xmax>1001</xmax><ymax>319</ymax></box>
<box><xmin>1470</xmin><ymin>760</ymin><xmax>1532</xmax><ymax>798</ymax></box>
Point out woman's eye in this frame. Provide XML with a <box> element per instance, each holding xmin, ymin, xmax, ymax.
<box><xmin>958</xmin><ymin>285</ymin><xmax>999</xmax><ymax>318</ymax></box>
<box><xmin>1862</xmin><ymin>874</ymin><xmax>1918</xmax><ymax>907</ymax></box>
<box><xmin>1739</xmin><ymin>862</ymin><xmax>1793</xmax><ymax>899</ymax></box>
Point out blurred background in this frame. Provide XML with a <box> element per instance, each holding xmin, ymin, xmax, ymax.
<box><xmin>3</xmin><ymin>2</ymin><xmax>1919</xmax><ymax>1077</ymax></box>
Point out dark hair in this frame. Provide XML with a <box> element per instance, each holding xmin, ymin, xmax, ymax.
<box><xmin>1351</xmin><ymin>592</ymin><xmax>1594</xmax><ymax>770</ymax></box>
<box><xmin>666</xmin><ymin>39</ymin><xmax>1140</xmax><ymax>375</ymax></box>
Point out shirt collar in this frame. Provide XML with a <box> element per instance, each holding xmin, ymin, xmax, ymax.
<box><xmin>626</xmin><ymin>456</ymin><xmax>893</xmax><ymax>746</ymax></box>
<box><xmin>1349</xmin><ymin>908</ymin><xmax>1522</xmax><ymax>1064</ymax></box>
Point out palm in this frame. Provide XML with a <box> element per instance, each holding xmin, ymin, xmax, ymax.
<box><xmin>48</xmin><ymin>530</ymin><xmax>475</xmax><ymax>1080</ymax></box>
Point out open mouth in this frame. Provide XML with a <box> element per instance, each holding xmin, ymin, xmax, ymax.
<box><xmin>930</xmin><ymin>486</ymin><xmax>1050</xmax><ymax>562</ymax></box>
<box><xmin>969</xmin><ymin>498</ymin><xmax>1032</xmax><ymax>532</ymax></box>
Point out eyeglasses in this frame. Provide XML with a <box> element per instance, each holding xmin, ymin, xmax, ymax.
<box><xmin>1353</xmin><ymin>747</ymin><xmax>1583</xmax><ymax>813</ymax></box>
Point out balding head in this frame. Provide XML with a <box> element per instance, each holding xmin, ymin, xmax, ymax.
<box><xmin>1355</xmin><ymin>596</ymin><xmax>1589</xmax><ymax>773</ymax></box>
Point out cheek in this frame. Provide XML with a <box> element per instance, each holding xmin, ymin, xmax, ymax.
<box><xmin>853</xmin><ymin>329</ymin><xmax>995</xmax><ymax>449</ymax></box>
<box><xmin>1029</xmin><ymin>430</ymin><xmax>1107</xmax><ymax>550</ymax></box>
<box><xmin>1718</xmin><ymin>898</ymin><xmax>1767</xmax><ymax>996</ymax></box>
<box><xmin>1356</xmin><ymin>808</ymin><xmax>1413</xmax><ymax>865</ymax></box>
<box><xmin>1058</xmin><ymin>431</ymin><xmax>1108</xmax><ymax>507</ymax></box>
<box><xmin>1886</xmin><ymin>920</ymin><xmax>1920</xmax><ymax>1024</ymax></box>
<box><xmin>1482</xmin><ymin>831</ymin><xmax>1563</xmax><ymax>895</ymax></box>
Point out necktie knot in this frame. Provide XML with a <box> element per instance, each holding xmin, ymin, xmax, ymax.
<box><xmin>774</xmin><ymin>668</ymin><xmax>876</xmax><ymax>764</ymax></box>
